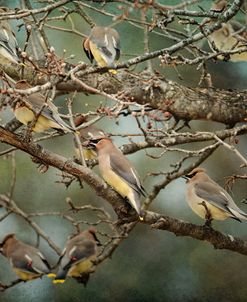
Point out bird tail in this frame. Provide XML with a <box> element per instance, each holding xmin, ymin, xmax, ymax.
<box><xmin>235</xmin><ymin>212</ymin><xmax>247</xmax><ymax>221</ymax></box>
<box><xmin>109</xmin><ymin>69</ymin><xmax>117</xmax><ymax>75</ymax></box>
<box><xmin>53</xmin><ymin>268</ymin><xmax>69</xmax><ymax>284</ymax></box>
<box><xmin>228</xmin><ymin>207</ymin><xmax>247</xmax><ymax>222</ymax></box>
<box><xmin>128</xmin><ymin>190</ymin><xmax>143</xmax><ymax>220</ymax></box>
<box><xmin>47</xmin><ymin>273</ymin><xmax>56</xmax><ymax>278</ymax></box>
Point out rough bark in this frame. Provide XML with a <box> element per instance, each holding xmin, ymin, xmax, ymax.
<box><xmin>143</xmin><ymin>211</ymin><xmax>247</xmax><ymax>256</ymax></box>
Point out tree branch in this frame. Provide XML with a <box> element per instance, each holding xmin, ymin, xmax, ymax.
<box><xmin>143</xmin><ymin>210</ymin><xmax>247</xmax><ymax>256</ymax></box>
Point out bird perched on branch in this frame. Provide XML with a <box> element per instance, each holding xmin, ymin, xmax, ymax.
<box><xmin>0</xmin><ymin>234</ymin><xmax>51</xmax><ymax>281</ymax></box>
<box><xmin>86</xmin><ymin>137</ymin><xmax>146</xmax><ymax>219</ymax></box>
<box><xmin>208</xmin><ymin>0</ymin><xmax>247</xmax><ymax>62</ymax></box>
<box><xmin>0</xmin><ymin>7</ymin><xmax>20</xmax><ymax>65</ymax></box>
<box><xmin>83</xmin><ymin>26</ymin><xmax>120</xmax><ymax>74</ymax></box>
<box><xmin>183</xmin><ymin>167</ymin><xmax>247</xmax><ymax>226</ymax></box>
<box><xmin>53</xmin><ymin>228</ymin><xmax>100</xmax><ymax>285</ymax></box>
<box><xmin>74</xmin><ymin>115</ymin><xmax>106</xmax><ymax>161</ymax></box>
<box><xmin>12</xmin><ymin>80</ymin><xmax>74</xmax><ymax>133</ymax></box>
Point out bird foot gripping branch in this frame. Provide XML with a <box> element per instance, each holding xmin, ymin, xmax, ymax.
<box><xmin>183</xmin><ymin>167</ymin><xmax>247</xmax><ymax>224</ymax></box>
<box><xmin>84</xmin><ymin>137</ymin><xmax>146</xmax><ymax>219</ymax></box>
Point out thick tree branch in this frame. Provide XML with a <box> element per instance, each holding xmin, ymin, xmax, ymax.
<box><xmin>143</xmin><ymin>210</ymin><xmax>247</xmax><ymax>256</ymax></box>
<box><xmin>2</xmin><ymin>127</ymin><xmax>247</xmax><ymax>257</ymax></box>
<box><xmin>3</xmin><ymin>68</ymin><xmax>247</xmax><ymax>125</ymax></box>
<box><xmin>0</xmin><ymin>127</ymin><xmax>133</xmax><ymax>217</ymax></box>
<box><xmin>121</xmin><ymin>124</ymin><xmax>247</xmax><ymax>154</ymax></box>
<box><xmin>1</xmin><ymin>0</ymin><xmax>245</xmax><ymax>126</ymax></box>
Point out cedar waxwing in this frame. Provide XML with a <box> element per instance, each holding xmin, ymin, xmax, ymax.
<box><xmin>74</xmin><ymin>115</ymin><xmax>106</xmax><ymax>161</ymax></box>
<box><xmin>208</xmin><ymin>0</ymin><xmax>247</xmax><ymax>62</ymax></box>
<box><xmin>87</xmin><ymin>138</ymin><xmax>146</xmax><ymax>218</ymax></box>
<box><xmin>0</xmin><ymin>7</ymin><xmax>20</xmax><ymax>65</ymax></box>
<box><xmin>13</xmin><ymin>80</ymin><xmax>73</xmax><ymax>133</ymax></box>
<box><xmin>53</xmin><ymin>228</ymin><xmax>100</xmax><ymax>284</ymax></box>
<box><xmin>83</xmin><ymin>26</ymin><xmax>120</xmax><ymax>73</ymax></box>
<box><xmin>183</xmin><ymin>167</ymin><xmax>247</xmax><ymax>224</ymax></box>
<box><xmin>0</xmin><ymin>234</ymin><xmax>51</xmax><ymax>281</ymax></box>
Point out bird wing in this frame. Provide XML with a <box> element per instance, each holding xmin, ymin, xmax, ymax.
<box><xmin>27</xmin><ymin>93</ymin><xmax>55</xmax><ymax>117</ymax></box>
<box><xmin>111</xmin><ymin>31</ymin><xmax>121</xmax><ymax>53</ymax></box>
<box><xmin>25</xmin><ymin>94</ymin><xmax>73</xmax><ymax>131</ymax></box>
<box><xmin>62</xmin><ymin>240</ymin><xmax>95</xmax><ymax>271</ymax></box>
<box><xmin>194</xmin><ymin>181</ymin><xmax>244</xmax><ymax>218</ymax></box>
<box><xmin>90</xmin><ymin>33</ymin><xmax>116</xmax><ymax>60</ymax></box>
<box><xmin>99</xmin><ymin>46</ymin><xmax>113</xmax><ymax>59</ymax></box>
<box><xmin>45</xmin><ymin>101</ymin><xmax>74</xmax><ymax>131</ymax></box>
<box><xmin>0</xmin><ymin>25</ymin><xmax>19</xmax><ymax>61</ymax></box>
<box><xmin>11</xmin><ymin>249</ymin><xmax>50</xmax><ymax>274</ymax></box>
<box><xmin>109</xmin><ymin>153</ymin><xmax>146</xmax><ymax>196</ymax></box>
<box><xmin>36</xmin><ymin>251</ymin><xmax>51</xmax><ymax>271</ymax></box>
<box><xmin>115</xmin><ymin>48</ymin><xmax>120</xmax><ymax>61</ymax></box>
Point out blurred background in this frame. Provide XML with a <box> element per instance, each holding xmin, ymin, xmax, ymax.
<box><xmin>0</xmin><ymin>0</ymin><xmax>247</xmax><ymax>301</ymax></box>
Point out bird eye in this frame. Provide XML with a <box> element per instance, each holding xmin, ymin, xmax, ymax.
<box><xmin>185</xmin><ymin>171</ymin><xmax>198</xmax><ymax>179</ymax></box>
<box><xmin>90</xmin><ymin>138</ymin><xmax>101</xmax><ymax>144</ymax></box>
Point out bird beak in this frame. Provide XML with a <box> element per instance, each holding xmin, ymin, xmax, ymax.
<box><xmin>82</xmin><ymin>140</ymin><xmax>97</xmax><ymax>149</ymax></box>
<box><xmin>182</xmin><ymin>175</ymin><xmax>190</xmax><ymax>180</ymax></box>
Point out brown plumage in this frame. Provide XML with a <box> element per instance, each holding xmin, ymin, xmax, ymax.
<box><xmin>183</xmin><ymin>167</ymin><xmax>247</xmax><ymax>223</ymax></box>
<box><xmin>53</xmin><ymin>228</ymin><xmax>100</xmax><ymax>284</ymax></box>
<box><xmin>0</xmin><ymin>234</ymin><xmax>51</xmax><ymax>280</ymax></box>
<box><xmin>13</xmin><ymin>80</ymin><xmax>73</xmax><ymax>133</ymax></box>
<box><xmin>88</xmin><ymin>137</ymin><xmax>146</xmax><ymax>218</ymax></box>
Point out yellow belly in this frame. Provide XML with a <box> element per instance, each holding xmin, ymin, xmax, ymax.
<box><xmin>186</xmin><ymin>192</ymin><xmax>229</xmax><ymax>221</ymax></box>
<box><xmin>14</xmin><ymin>107</ymin><xmax>60</xmax><ymax>132</ymax></box>
<box><xmin>193</xmin><ymin>201</ymin><xmax>229</xmax><ymax>220</ymax></box>
<box><xmin>102</xmin><ymin>170</ymin><xmax>132</xmax><ymax>199</ymax></box>
<box><xmin>101</xmin><ymin>168</ymin><xmax>141</xmax><ymax>215</ymax></box>
<box><xmin>14</xmin><ymin>268</ymin><xmax>40</xmax><ymax>281</ymax></box>
<box><xmin>14</xmin><ymin>106</ymin><xmax>35</xmax><ymax>125</ymax></box>
<box><xmin>89</xmin><ymin>41</ymin><xmax>117</xmax><ymax>74</ymax></box>
<box><xmin>68</xmin><ymin>257</ymin><xmax>95</xmax><ymax>277</ymax></box>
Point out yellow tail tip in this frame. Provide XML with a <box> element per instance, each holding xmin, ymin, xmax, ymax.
<box><xmin>109</xmin><ymin>69</ymin><xmax>117</xmax><ymax>75</ymax></box>
<box><xmin>47</xmin><ymin>273</ymin><xmax>56</xmax><ymax>278</ymax></box>
<box><xmin>139</xmin><ymin>216</ymin><xmax>144</xmax><ymax>221</ymax></box>
<box><xmin>53</xmin><ymin>279</ymin><xmax>66</xmax><ymax>284</ymax></box>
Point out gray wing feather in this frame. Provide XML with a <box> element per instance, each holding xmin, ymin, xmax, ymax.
<box><xmin>62</xmin><ymin>240</ymin><xmax>95</xmax><ymax>270</ymax></box>
<box><xmin>26</xmin><ymin>94</ymin><xmax>73</xmax><ymax>130</ymax></box>
<box><xmin>109</xmin><ymin>153</ymin><xmax>145</xmax><ymax>196</ymax></box>
<box><xmin>0</xmin><ymin>25</ymin><xmax>19</xmax><ymax>61</ymax></box>
<box><xmin>194</xmin><ymin>182</ymin><xmax>245</xmax><ymax>216</ymax></box>
<box><xmin>12</xmin><ymin>248</ymin><xmax>50</xmax><ymax>274</ymax></box>
<box><xmin>90</xmin><ymin>29</ymin><xmax>120</xmax><ymax>61</ymax></box>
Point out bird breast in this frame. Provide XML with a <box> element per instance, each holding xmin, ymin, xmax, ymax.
<box><xmin>186</xmin><ymin>184</ymin><xmax>229</xmax><ymax>220</ymax></box>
